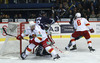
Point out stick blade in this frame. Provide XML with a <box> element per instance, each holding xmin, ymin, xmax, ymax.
<box><xmin>2</xmin><ymin>28</ymin><xmax>7</xmax><ymax>35</ymax></box>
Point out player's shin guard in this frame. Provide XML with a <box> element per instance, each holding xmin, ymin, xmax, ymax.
<box><xmin>45</xmin><ymin>46</ymin><xmax>60</xmax><ymax>60</ymax></box>
<box><xmin>21</xmin><ymin>44</ymin><xmax>36</xmax><ymax>59</ymax></box>
<box><xmin>45</xmin><ymin>46</ymin><xmax>56</xmax><ymax>56</ymax></box>
<box><xmin>26</xmin><ymin>44</ymin><xmax>36</xmax><ymax>55</ymax></box>
<box><xmin>71</xmin><ymin>39</ymin><xmax>76</xmax><ymax>45</ymax></box>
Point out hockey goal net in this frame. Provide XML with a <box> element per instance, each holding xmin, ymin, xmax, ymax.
<box><xmin>0</xmin><ymin>22</ymin><xmax>29</xmax><ymax>58</ymax></box>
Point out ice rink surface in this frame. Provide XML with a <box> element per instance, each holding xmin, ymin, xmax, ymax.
<box><xmin>0</xmin><ymin>38</ymin><xmax>100</xmax><ymax>63</ymax></box>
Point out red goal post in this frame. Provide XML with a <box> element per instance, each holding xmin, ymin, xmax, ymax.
<box><xmin>19</xmin><ymin>22</ymin><xmax>29</xmax><ymax>54</ymax></box>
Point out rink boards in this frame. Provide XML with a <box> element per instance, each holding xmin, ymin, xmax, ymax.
<box><xmin>0</xmin><ymin>21</ymin><xmax>100</xmax><ymax>41</ymax></box>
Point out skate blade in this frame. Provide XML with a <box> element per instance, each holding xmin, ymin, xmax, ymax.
<box><xmin>90</xmin><ymin>50</ymin><xmax>95</xmax><ymax>53</ymax></box>
<box><xmin>70</xmin><ymin>50</ymin><xmax>77</xmax><ymax>52</ymax></box>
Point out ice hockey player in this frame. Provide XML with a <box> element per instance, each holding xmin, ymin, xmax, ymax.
<box><xmin>35</xmin><ymin>11</ymin><xmax>58</xmax><ymax>56</ymax></box>
<box><xmin>65</xmin><ymin>15</ymin><xmax>83</xmax><ymax>51</ymax></box>
<box><xmin>35</xmin><ymin>24</ymin><xmax>55</xmax><ymax>56</ymax></box>
<box><xmin>35</xmin><ymin>11</ymin><xmax>58</xmax><ymax>28</ymax></box>
<box><xmin>65</xmin><ymin>12</ymin><xmax>95</xmax><ymax>52</ymax></box>
<box><xmin>16</xmin><ymin>21</ymin><xmax>60</xmax><ymax>60</ymax></box>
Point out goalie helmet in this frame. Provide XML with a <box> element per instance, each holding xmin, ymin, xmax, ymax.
<box><xmin>29</xmin><ymin>21</ymin><xmax>35</xmax><ymax>27</ymax></box>
<box><xmin>75</xmin><ymin>13</ymin><xmax>81</xmax><ymax>18</ymax></box>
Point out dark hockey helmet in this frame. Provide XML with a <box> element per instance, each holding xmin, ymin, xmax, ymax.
<box><xmin>39</xmin><ymin>23</ymin><xmax>50</xmax><ymax>30</ymax></box>
<box><xmin>44</xmin><ymin>24</ymin><xmax>50</xmax><ymax>30</ymax></box>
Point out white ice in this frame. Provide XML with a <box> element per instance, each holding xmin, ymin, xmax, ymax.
<box><xmin>0</xmin><ymin>38</ymin><xmax>100</xmax><ymax>63</ymax></box>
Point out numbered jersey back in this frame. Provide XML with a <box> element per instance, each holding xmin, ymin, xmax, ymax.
<box><xmin>74</xmin><ymin>18</ymin><xmax>89</xmax><ymax>31</ymax></box>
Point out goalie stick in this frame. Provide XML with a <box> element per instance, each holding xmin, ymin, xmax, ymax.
<box><xmin>2</xmin><ymin>28</ymin><xmax>28</xmax><ymax>41</ymax></box>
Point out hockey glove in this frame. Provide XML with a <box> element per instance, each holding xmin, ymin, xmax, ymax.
<box><xmin>89</xmin><ymin>29</ymin><xmax>94</xmax><ymax>33</ymax></box>
<box><xmin>16</xmin><ymin>35</ymin><xmax>23</xmax><ymax>40</ymax></box>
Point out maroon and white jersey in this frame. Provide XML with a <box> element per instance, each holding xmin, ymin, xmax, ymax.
<box><xmin>73</xmin><ymin>18</ymin><xmax>92</xmax><ymax>31</ymax></box>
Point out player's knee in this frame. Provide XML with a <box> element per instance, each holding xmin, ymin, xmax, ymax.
<box><xmin>28</xmin><ymin>44</ymin><xmax>36</xmax><ymax>49</ymax></box>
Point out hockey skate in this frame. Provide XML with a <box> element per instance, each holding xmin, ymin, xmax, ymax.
<box><xmin>65</xmin><ymin>41</ymin><xmax>72</xmax><ymax>51</ymax></box>
<box><xmin>21</xmin><ymin>52</ymin><xmax>27</xmax><ymax>60</ymax></box>
<box><xmin>53</xmin><ymin>54</ymin><xmax>60</xmax><ymax>60</ymax></box>
<box><xmin>88</xmin><ymin>46</ymin><xmax>95</xmax><ymax>52</ymax></box>
<box><xmin>70</xmin><ymin>45</ymin><xmax>77</xmax><ymax>51</ymax></box>
<box><xmin>65</xmin><ymin>47</ymin><xmax>70</xmax><ymax>51</ymax></box>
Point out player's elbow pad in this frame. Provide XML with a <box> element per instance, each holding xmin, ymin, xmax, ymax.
<box><xmin>87</xmin><ymin>26</ymin><xmax>92</xmax><ymax>30</ymax></box>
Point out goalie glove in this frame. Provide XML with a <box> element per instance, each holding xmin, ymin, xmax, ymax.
<box><xmin>89</xmin><ymin>29</ymin><xmax>94</xmax><ymax>33</ymax></box>
<box><xmin>16</xmin><ymin>35</ymin><xmax>23</xmax><ymax>40</ymax></box>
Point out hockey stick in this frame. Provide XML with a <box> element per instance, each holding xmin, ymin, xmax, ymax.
<box><xmin>48</xmin><ymin>34</ymin><xmax>64</xmax><ymax>53</ymax></box>
<box><xmin>52</xmin><ymin>44</ymin><xmax>64</xmax><ymax>53</ymax></box>
<box><xmin>2</xmin><ymin>28</ymin><xmax>28</xmax><ymax>41</ymax></box>
<box><xmin>2</xmin><ymin>28</ymin><xmax>17</xmax><ymax>37</ymax></box>
<box><xmin>49</xmin><ymin>36</ymin><xmax>69</xmax><ymax>56</ymax></box>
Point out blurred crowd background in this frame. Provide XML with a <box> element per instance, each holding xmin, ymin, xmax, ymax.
<box><xmin>0</xmin><ymin>0</ymin><xmax>100</xmax><ymax>22</ymax></box>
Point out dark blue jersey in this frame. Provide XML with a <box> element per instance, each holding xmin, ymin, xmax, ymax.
<box><xmin>36</xmin><ymin>16</ymin><xmax>53</xmax><ymax>25</ymax></box>
<box><xmin>35</xmin><ymin>16</ymin><xmax>54</xmax><ymax>29</ymax></box>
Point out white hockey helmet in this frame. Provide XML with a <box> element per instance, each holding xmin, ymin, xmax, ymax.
<box><xmin>75</xmin><ymin>13</ymin><xmax>81</xmax><ymax>17</ymax></box>
<box><xmin>29</xmin><ymin>21</ymin><xmax>35</xmax><ymax>27</ymax></box>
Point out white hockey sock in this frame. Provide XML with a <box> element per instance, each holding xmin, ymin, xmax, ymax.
<box><xmin>45</xmin><ymin>46</ymin><xmax>57</xmax><ymax>57</ymax></box>
<box><xmin>70</xmin><ymin>39</ymin><xmax>76</xmax><ymax>46</ymax></box>
<box><xmin>87</xmin><ymin>39</ymin><xmax>92</xmax><ymax>47</ymax></box>
<box><xmin>87</xmin><ymin>41</ymin><xmax>92</xmax><ymax>47</ymax></box>
<box><xmin>25</xmin><ymin>44</ymin><xmax>36</xmax><ymax>55</ymax></box>
<box><xmin>71</xmin><ymin>41</ymin><xmax>76</xmax><ymax>46</ymax></box>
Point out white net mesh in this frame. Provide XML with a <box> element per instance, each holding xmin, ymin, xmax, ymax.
<box><xmin>0</xmin><ymin>22</ymin><xmax>29</xmax><ymax>58</ymax></box>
